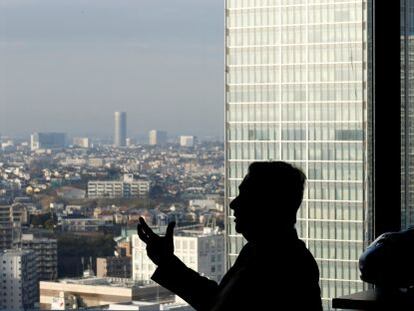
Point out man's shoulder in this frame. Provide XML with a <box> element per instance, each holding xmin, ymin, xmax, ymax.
<box><xmin>236</xmin><ymin>238</ymin><xmax>319</xmax><ymax>270</ymax></box>
<box><xmin>248</xmin><ymin>239</ymin><xmax>319</xmax><ymax>276</ymax></box>
<box><xmin>290</xmin><ymin>239</ymin><xmax>319</xmax><ymax>268</ymax></box>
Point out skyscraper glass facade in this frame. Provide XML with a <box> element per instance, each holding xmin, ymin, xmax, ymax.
<box><xmin>401</xmin><ymin>0</ymin><xmax>414</xmax><ymax>229</ymax></box>
<box><xmin>225</xmin><ymin>1</ymin><xmax>368</xmax><ymax>308</ymax></box>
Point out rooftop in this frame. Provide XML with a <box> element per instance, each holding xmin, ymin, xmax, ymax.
<box><xmin>0</xmin><ymin>248</ymin><xmax>33</xmax><ymax>257</ymax></box>
<box><xmin>48</xmin><ymin>276</ymin><xmax>160</xmax><ymax>289</ymax></box>
<box><xmin>174</xmin><ymin>227</ymin><xmax>222</xmax><ymax>237</ymax></box>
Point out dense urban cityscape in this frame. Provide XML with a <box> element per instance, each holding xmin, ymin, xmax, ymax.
<box><xmin>0</xmin><ymin>117</ymin><xmax>224</xmax><ymax>310</ymax></box>
<box><xmin>0</xmin><ymin>0</ymin><xmax>412</xmax><ymax>310</ymax></box>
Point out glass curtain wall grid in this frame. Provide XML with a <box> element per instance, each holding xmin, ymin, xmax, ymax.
<box><xmin>225</xmin><ymin>1</ymin><xmax>368</xmax><ymax>309</ymax></box>
<box><xmin>401</xmin><ymin>0</ymin><xmax>414</xmax><ymax>229</ymax></box>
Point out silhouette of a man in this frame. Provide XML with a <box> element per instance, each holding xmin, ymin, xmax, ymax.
<box><xmin>137</xmin><ymin>161</ymin><xmax>322</xmax><ymax>311</ymax></box>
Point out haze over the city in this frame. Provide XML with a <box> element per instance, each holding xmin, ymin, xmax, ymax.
<box><xmin>0</xmin><ymin>0</ymin><xmax>224</xmax><ymax>139</ymax></box>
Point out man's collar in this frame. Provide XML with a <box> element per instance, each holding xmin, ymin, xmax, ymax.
<box><xmin>248</xmin><ymin>227</ymin><xmax>298</xmax><ymax>246</ymax></box>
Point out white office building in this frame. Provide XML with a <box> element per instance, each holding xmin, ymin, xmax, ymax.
<box><xmin>88</xmin><ymin>174</ymin><xmax>150</xmax><ymax>199</ymax></box>
<box><xmin>132</xmin><ymin>227</ymin><xmax>224</xmax><ymax>283</ymax></box>
<box><xmin>0</xmin><ymin>249</ymin><xmax>39</xmax><ymax>310</ymax></box>
<box><xmin>72</xmin><ymin>137</ymin><xmax>90</xmax><ymax>148</ymax></box>
<box><xmin>149</xmin><ymin>130</ymin><xmax>167</xmax><ymax>146</ymax></box>
<box><xmin>179</xmin><ymin>136</ymin><xmax>195</xmax><ymax>147</ymax></box>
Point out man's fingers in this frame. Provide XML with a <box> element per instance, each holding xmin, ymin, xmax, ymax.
<box><xmin>139</xmin><ymin>217</ymin><xmax>175</xmax><ymax>243</ymax></box>
<box><xmin>137</xmin><ymin>223</ymin><xmax>149</xmax><ymax>243</ymax></box>
<box><xmin>139</xmin><ymin>217</ymin><xmax>157</xmax><ymax>239</ymax></box>
<box><xmin>166</xmin><ymin>221</ymin><xmax>176</xmax><ymax>239</ymax></box>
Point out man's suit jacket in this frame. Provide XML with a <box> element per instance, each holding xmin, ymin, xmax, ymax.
<box><xmin>152</xmin><ymin>230</ymin><xmax>322</xmax><ymax>311</ymax></box>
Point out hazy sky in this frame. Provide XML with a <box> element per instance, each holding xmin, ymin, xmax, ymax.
<box><xmin>0</xmin><ymin>0</ymin><xmax>224</xmax><ymax>139</ymax></box>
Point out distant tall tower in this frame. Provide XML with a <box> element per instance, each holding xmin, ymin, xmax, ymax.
<box><xmin>149</xmin><ymin>130</ymin><xmax>167</xmax><ymax>146</ymax></box>
<box><xmin>114</xmin><ymin>112</ymin><xmax>127</xmax><ymax>147</ymax></box>
<box><xmin>30</xmin><ymin>132</ymin><xmax>66</xmax><ymax>151</ymax></box>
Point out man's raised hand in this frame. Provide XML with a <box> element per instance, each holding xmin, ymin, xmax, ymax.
<box><xmin>137</xmin><ymin>217</ymin><xmax>176</xmax><ymax>266</ymax></box>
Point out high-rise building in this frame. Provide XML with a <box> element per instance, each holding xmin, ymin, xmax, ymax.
<box><xmin>225</xmin><ymin>1</ymin><xmax>370</xmax><ymax>309</ymax></box>
<box><xmin>1</xmin><ymin>139</ymin><xmax>15</xmax><ymax>152</ymax></box>
<box><xmin>72</xmin><ymin>137</ymin><xmax>90</xmax><ymax>148</ymax></box>
<box><xmin>0</xmin><ymin>204</ymin><xmax>22</xmax><ymax>251</ymax></box>
<box><xmin>149</xmin><ymin>130</ymin><xmax>167</xmax><ymax>146</ymax></box>
<box><xmin>0</xmin><ymin>204</ymin><xmax>26</xmax><ymax>225</ymax></box>
<box><xmin>0</xmin><ymin>249</ymin><xmax>39</xmax><ymax>310</ymax></box>
<box><xmin>0</xmin><ymin>224</ymin><xmax>17</xmax><ymax>251</ymax></box>
<box><xmin>179</xmin><ymin>136</ymin><xmax>195</xmax><ymax>147</ymax></box>
<box><xmin>20</xmin><ymin>234</ymin><xmax>58</xmax><ymax>281</ymax></box>
<box><xmin>30</xmin><ymin>132</ymin><xmax>66</xmax><ymax>151</ymax></box>
<box><xmin>126</xmin><ymin>137</ymin><xmax>134</xmax><ymax>147</ymax></box>
<box><xmin>401</xmin><ymin>0</ymin><xmax>414</xmax><ymax>228</ymax></box>
<box><xmin>114</xmin><ymin>112</ymin><xmax>127</xmax><ymax>147</ymax></box>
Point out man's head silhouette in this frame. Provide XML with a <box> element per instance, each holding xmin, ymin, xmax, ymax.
<box><xmin>229</xmin><ymin>161</ymin><xmax>306</xmax><ymax>241</ymax></box>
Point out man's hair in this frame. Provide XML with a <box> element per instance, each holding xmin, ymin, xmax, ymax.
<box><xmin>246</xmin><ymin>161</ymin><xmax>306</xmax><ymax>224</ymax></box>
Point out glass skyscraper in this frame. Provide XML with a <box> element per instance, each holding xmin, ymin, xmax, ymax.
<box><xmin>114</xmin><ymin>111</ymin><xmax>127</xmax><ymax>147</ymax></box>
<box><xmin>401</xmin><ymin>0</ymin><xmax>414</xmax><ymax>229</ymax></box>
<box><xmin>225</xmin><ymin>1</ymin><xmax>368</xmax><ymax>309</ymax></box>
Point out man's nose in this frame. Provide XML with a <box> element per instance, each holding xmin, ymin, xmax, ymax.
<box><xmin>229</xmin><ymin>197</ymin><xmax>239</xmax><ymax>210</ymax></box>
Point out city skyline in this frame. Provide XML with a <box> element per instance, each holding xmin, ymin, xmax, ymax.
<box><xmin>0</xmin><ymin>111</ymin><xmax>223</xmax><ymax>143</ymax></box>
<box><xmin>0</xmin><ymin>0</ymin><xmax>224</xmax><ymax>138</ymax></box>
<box><xmin>0</xmin><ymin>126</ymin><xmax>223</xmax><ymax>144</ymax></box>
<box><xmin>0</xmin><ymin>1</ymin><xmax>411</xmax><ymax>310</ymax></box>
<box><xmin>0</xmin><ymin>116</ymin><xmax>225</xmax><ymax>142</ymax></box>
